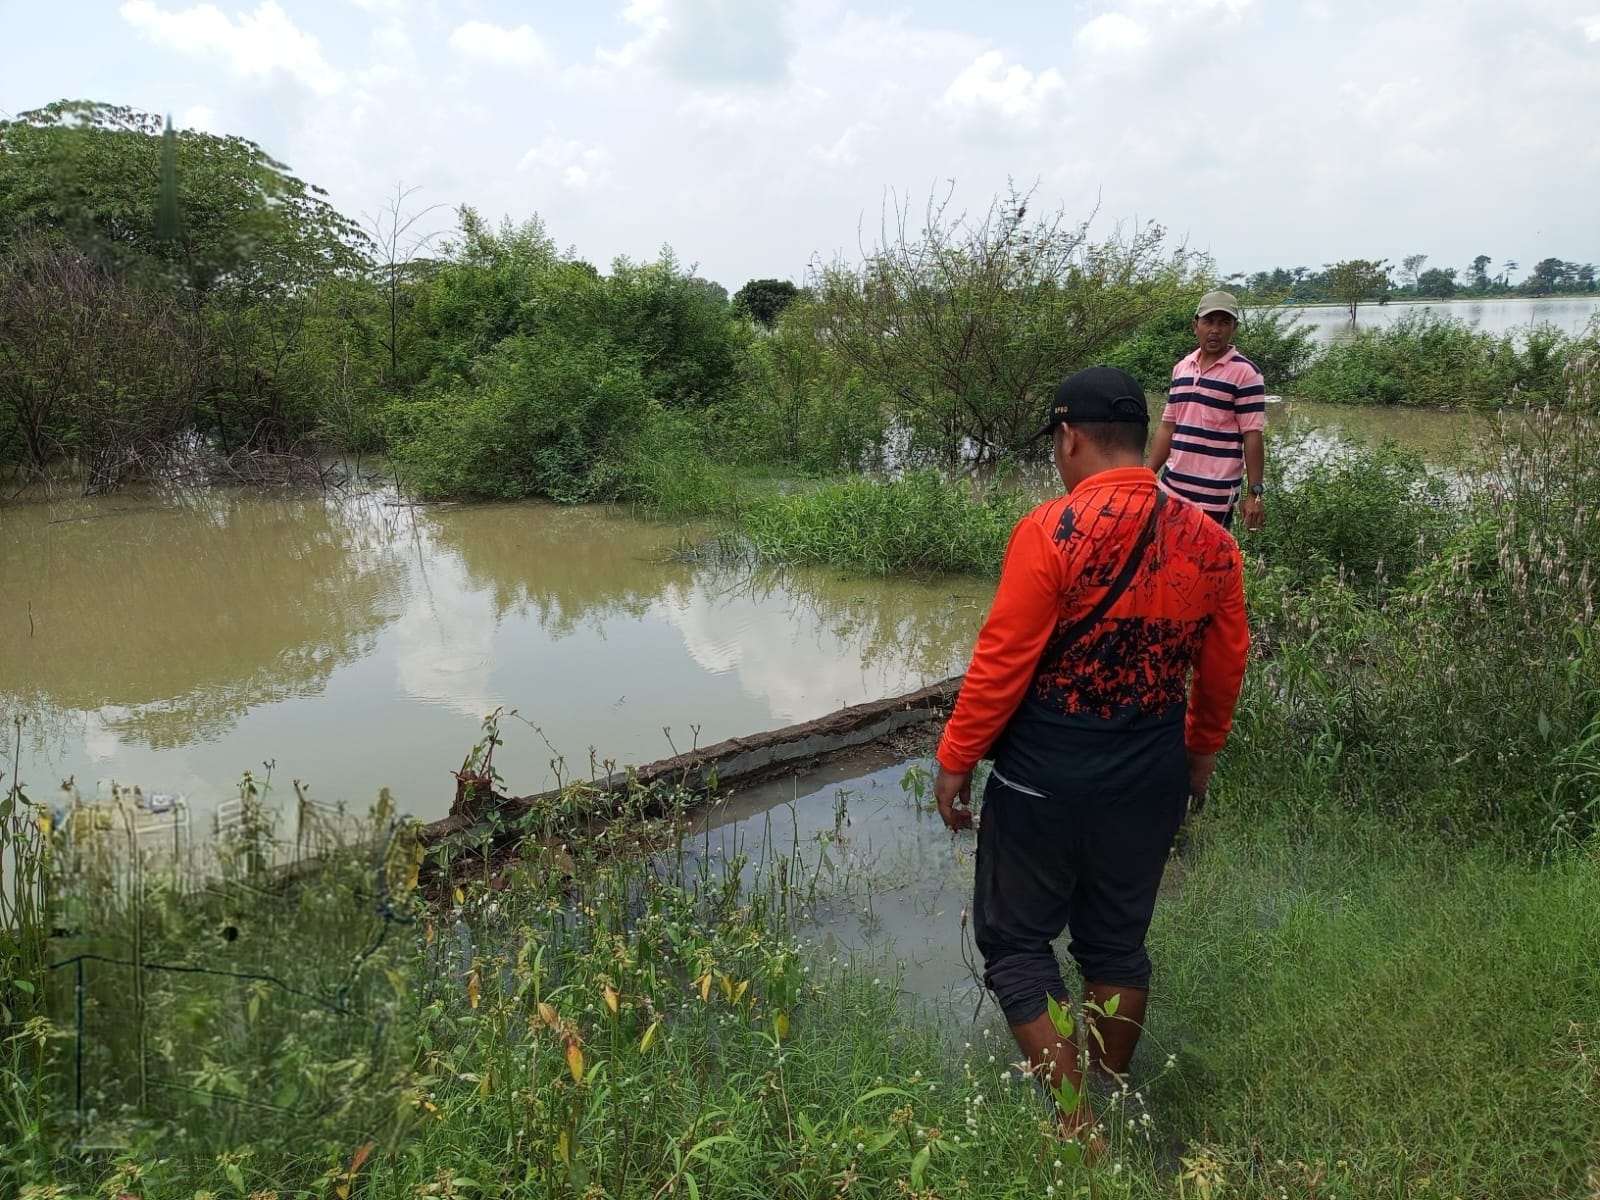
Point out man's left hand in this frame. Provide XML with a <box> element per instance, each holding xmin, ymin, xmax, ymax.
<box><xmin>1242</xmin><ymin>495</ymin><xmax>1265</xmax><ymax>532</ymax></box>
<box><xmin>934</xmin><ymin>766</ymin><xmax>974</xmax><ymax>831</ymax></box>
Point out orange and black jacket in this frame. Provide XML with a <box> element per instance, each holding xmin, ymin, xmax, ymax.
<box><xmin>936</xmin><ymin>466</ymin><xmax>1249</xmax><ymax>789</ymax></box>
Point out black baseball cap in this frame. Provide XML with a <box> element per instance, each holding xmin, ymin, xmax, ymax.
<box><xmin>1032</xmin><ymin>365</ymin><xmax>1149</xmax><ymax>440</ymax></box>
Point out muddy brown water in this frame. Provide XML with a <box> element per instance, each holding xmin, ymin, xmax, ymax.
<box><xmin>1</xmin><ymin>489</ymin><xmax>990</xmax><ymax>828</ymax></box>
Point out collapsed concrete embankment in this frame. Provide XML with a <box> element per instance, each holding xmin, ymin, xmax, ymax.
<box><xmin>419</xmin><ymin>675</ymin><xmax>963</xmax><ymax>847</ymax></box>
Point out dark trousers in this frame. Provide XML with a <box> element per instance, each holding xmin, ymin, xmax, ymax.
<box><xmin>972</xmin><ymin>769</ymin><xmax>1185</xmax><ymax>1026</ymax></box>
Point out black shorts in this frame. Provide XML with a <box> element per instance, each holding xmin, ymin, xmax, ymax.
<box><xmin>971</xmin><ymin>767</ymin><xmax>1186</xmax><ymax>1024</ymax></box>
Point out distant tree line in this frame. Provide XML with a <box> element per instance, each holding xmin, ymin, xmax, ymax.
<box><xmin>1230</xmin><ymin>253</ymin><xmax>1597</xmax><ymax>308</ymax></box>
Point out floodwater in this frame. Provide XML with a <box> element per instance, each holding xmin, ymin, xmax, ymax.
<box><xmin>1281</xmin><ymin>295</ymin><xmax>1600</xmax><ymax>344</ymax></box>
<box><xmin>0</xmin><ymin>396</ymin><xmax>1472</xmax><ymax>838</ymax></box>
<box><xmin>1</xmin><ymin>490</ymin><xmax>988</xmax><ymax>829</ymax></box>
<box><xmin>1265</xmin><ymin>396</ymin><xmax>1482</xmax><ymax>462</ymax></box>
<box><xmin>694</xmin><ymin>752</ymin><xmax>987</xmax><ymax>1009</ymax></box>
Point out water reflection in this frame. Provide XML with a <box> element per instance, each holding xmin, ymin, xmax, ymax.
<box><xmin>1265</xmin><ymin>397</ymin><xmax>1480</xmax><ymax>464</ymax></box>
<box><xmin>2</xmin><ymin>491</ymin><xmax>982</xmax><ymax>821</ymax></box>
<box><xmin>417</xmin><ymin>502</ymin><xmax>701</xmax><ymax>634</ymax></box>
<box><xmin>696</xmin><ymin>755</ymin><xmax>987</xmax><ymax>1007</ymax></box>
<box><xmin>1</xmin><ymin>490</ymin><xmax>409</xmax><ymax>749</ymax></box>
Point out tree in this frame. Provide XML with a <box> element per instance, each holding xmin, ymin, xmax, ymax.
<box><xmin>1416</xmin><ymin>267</ymin><xmax>1458</xmax><ymax>298</ymax></box>
<box><xmin>0</xmin><ymin>233</ymin><xmax>201</xmax><ymax>486</ymax></box>
<box><xmin>810</xmin><ymin>186</ymin><xmax>1202</xmax><ymax>466</ymax></box>
<box><xmin>1526</xmin><ymin>257</ymin><xmax>1567</xmax><ymax>296</ymax></box>
<box><xmin>1400</xmin><ymin>254</ymin><xmax>1428</xmax><ymax>290</ymax></box>
<box><xmin>1500</xmin><ymin>259</ymin><xmax>1519</xmax><ymax>287</ymax></box>
<box><xmin>0</xmin><ymin>100</ymin><xmax>368</xmax><ymax>292</ymax></box>
<box><xmin>362</xmin><ymin>182</ymin><xmax>445</xmax><ymax>388</ymax></box>
<box><xmin>1470</xmin><ymin>255</ymin><xmax>1492</xmax><ymax>292</ymax></box>
<box><xmin>1323</xmin><ymin>258</ymin><xmax>1391</xmax><ymax>320</ymax></box>
<box><xmin>733</xmin><ymin>278</ymin><xmax>802</xmax><ymax>328</ymax></box>
<box><xmin>0</xmin><ymin>100</ymin><xmax>378</xmax><ymax>476</ymax></box>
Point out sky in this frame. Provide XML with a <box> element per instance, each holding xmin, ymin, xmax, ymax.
<box><xmin>2</xmin><ymin>0</ymin><xmax>1598</xmax><ymax>290</ymax></box>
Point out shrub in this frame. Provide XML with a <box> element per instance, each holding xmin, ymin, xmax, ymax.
<box><xmin>723</xmin><ymin>311</ymin><xmax>892</xmax><ymax>476</ymax></box>
<box><xmin>1253</xmin><ymin>432</ymin><xmax>1448</xmax><ymax>588</ymax></box>
<box><xmin>1294</xmin><ymin>312</ymin><xmax>1600</xmax><ymax>408</ymax></box>
<box><xmin>1236</xmin><ymin>399</ymin><xmax>1600</xmax><ymax>843</ymax></box>
<box><xmin>388</xmin><ymin>329</ymin><xmax>648</xmax><ymax>502</ymax></box>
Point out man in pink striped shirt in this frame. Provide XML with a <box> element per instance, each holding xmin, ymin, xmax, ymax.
<box><xmin>1148</xmin><ymin>291</ymin><xmax>1267</xmax><ymax>532</ymax></box>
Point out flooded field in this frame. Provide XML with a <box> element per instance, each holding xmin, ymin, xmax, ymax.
<box><xmin>1</xmin><ymin>491</ymin><xmax>986</xmax><ymax>828</ymax></box>
<box><xmin>0</xmin><ymin>394</ymin><xmax>1478</xmax><ymax>840</ymax></box>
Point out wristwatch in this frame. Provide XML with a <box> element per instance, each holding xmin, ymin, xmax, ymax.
<box><xmin>1248</xmin><ymin>482</ymin><xmax>1265</xmax><ymax>498</ymax></box>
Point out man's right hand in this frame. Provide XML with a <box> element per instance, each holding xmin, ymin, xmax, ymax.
<box><xmin>934</xmin><ymin>765</ymin><xmax>974</xmax><ymax>831</ymax></box>
<box><xmin>1187</xmin><ymin>751</ymin><xmax>1217</xmax><ymax>800</ymax></box>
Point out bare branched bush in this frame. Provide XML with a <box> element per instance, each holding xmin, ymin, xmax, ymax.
<box><xmin>807</xmin><ymin>185</ymin><xmax>1205</xmax><ymax>466</ymax></box>
<box><xmin>0</xmin><ymin>233</ymin><xmax>204</xmax><ymax>491</ymax></box>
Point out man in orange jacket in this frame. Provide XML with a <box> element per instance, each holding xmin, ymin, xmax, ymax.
<box><xmin>934</xmin><ymin>365</ymin><xmax>1249</xmax><ymax>1145</ymax></box>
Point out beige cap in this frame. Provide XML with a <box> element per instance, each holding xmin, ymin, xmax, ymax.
<box><xmin>1196</xmin><ymin>290</ymin><xmax>1242</xmax><ymax>320</ymax></box>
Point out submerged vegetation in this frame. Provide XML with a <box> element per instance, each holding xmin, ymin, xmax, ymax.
<box><xmin>1294</xmin><ymin>310</ymin><xmax>1598</xmax><ymax>408</ymax></box>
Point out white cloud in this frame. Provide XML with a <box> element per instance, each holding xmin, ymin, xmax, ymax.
<box><xmin>119</xmin><ymin>0</ymin><xmax>343</xmax><ymax>95</ymax></box>
<box><xmin>600</xmin><ymin>0</ymin><xmax>794</xmax><ymax>85</ymax></box>
<box><xmin>1582</xmin><ymin>14</ymin><xmax>1600</xmax><ymax>41</ymax></box>
<box><xmin>1074</xmin><ymin>0</ymin><xmax>1253</xmax><ymax>67</ymax></box>
<box><xmin>809</xmin><ymin>124</ymin><xmax>866</xmax><ymax>169</ymax></box>
<box><xmin>180</xmin><ymin>104</ymin><xmax>218</xmax><ymax>133</ymax></box>
<box><xmin>517</xmin><ymin>135</ymin><xmax>613</xmax><ymax>190</ymax></box>
<box><xmin>1075</xmin><ymin>12</ymin><xmax>1151</xmax><ymax>56</ymax></box>
<box><xmin>448</xmin><ymin>20</ymin><xmax>549</xmax><ymax>67</ymax></box>
<box><xmin>939</xmin><ymin>51</ymin><xmax>1066</xmax><ymax>130</ymax></box>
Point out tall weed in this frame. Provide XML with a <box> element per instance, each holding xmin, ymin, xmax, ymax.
<box><xmin>730</xmin><ymin>470</ymin><xmax>1030</xmax><ymax>577</ymax></box>
<box><xmin>1239</xmin><ymin>386</ymin><xmax>1600</xmax><ymax>843</ymax></box>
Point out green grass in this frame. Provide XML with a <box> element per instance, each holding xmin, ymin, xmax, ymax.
<box><xmin>1149</xmin><ymin>810</ymin><xmax>1600</xmax><ymax>1200</ymax></box>
<box><xmin>723</xmin><ymin>469</ymin><xmax>1031</xmax><ymax>578</ymax></box>
<box><xmin>12</xmin><ymin>797</ymin><xmax>1596</xmax><ymax>1199</ymax></box>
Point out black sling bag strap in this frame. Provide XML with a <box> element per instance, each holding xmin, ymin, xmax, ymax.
<box><xmin>1052</xmin><ymin>490</ymin><xmax>1167</xmax><ymax>647</ymax></box>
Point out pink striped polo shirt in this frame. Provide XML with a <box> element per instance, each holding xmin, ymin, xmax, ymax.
<box><xmin>1157</xmin><ymin>346</ymin><xmax>1267</xmax><ymax>517</ymax></box>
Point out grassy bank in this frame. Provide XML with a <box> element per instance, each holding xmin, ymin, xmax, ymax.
<box><xmin>1151</xmin><ymin>811</ymin><xmax>1600</xmax><ymax>1200</ymax></box>
<box><xmin>4</xmin><ymin>783</ymin><xmax>1595</xmax><ymax>1199</ymax></box>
